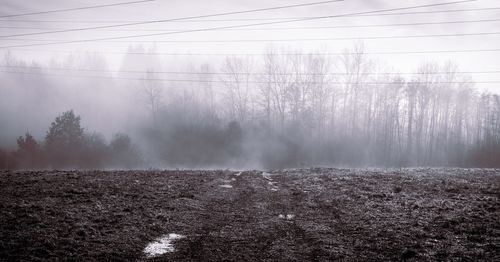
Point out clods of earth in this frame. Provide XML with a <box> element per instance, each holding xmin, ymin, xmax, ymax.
<box><xmin>0</xmin><ymin>168</ymin><xmax>499</xmax><ymax>261</ymax></box>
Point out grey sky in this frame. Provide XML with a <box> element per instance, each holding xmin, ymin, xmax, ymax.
<box><xmin>0</xmin><ymin>0</ymin><xmax>499</xmax><ymax>91</ymax></box>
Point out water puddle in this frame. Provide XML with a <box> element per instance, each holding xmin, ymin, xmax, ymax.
<box><xmin>143</xmin><ymin>233</ymin><xmax>185</xmax><ymax>258</ymax></box>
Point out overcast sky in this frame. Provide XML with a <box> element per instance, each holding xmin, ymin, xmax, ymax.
<box><xmin>1</xmin><ymin>0</ymin><xmax>499</xmax><ymax>91</ymax></box>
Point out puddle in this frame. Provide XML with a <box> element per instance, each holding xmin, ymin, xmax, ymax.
<box><xmin>143</xmin><ymin>233</ymin><xmax>185</xmax><ymax>258</ymax></box>
<box><xmin>219</xmin><ymin>184</ymin><xmax>233</xmax><ymax>188</ymax></box>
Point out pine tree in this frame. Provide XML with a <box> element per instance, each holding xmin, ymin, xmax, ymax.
<box><xmin>44</xmin><ymin>110</ymin><xmax>84</xmax><ymax>167</ymax></box>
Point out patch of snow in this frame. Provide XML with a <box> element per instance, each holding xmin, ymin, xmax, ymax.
<box><xmin>219</xmin><ymin>184</ymin><xmax>233</xmax><ymax>188</ymax></box>
<box><xmin>143</xmin><ymin>233</ymin><xmax>185</xmax><ymax>258</ymax></box>
<box><xmin>278</xmin><ymin>214</ymin><xmax>295</xmax><ymax>220</ymax></box>
<box><xmin>234</xmin><ymin>172</ymin><xmax>242</xmax><ymax>176</ymax></box>
<box><xmin>262</xmin><ymin>172</ymin><xmax>273</xmax><ymax>181</ymax></box>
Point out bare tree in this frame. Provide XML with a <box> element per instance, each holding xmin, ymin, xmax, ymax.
<box><xmin>198</xmin><ymin>63</ymin><xmax>217</xmax><ymax>120</ymax></box>
<box><xmin>140</xmin><ymin>70</ymin><xmax>163</xmax><ymax>123</ymax></box>
<box><xmin>220</xmin><ymin>56</ymin><xmax>253</xmax><ymax>123</ymax></box>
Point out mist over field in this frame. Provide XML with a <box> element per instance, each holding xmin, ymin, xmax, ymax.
<box><xmin>1</xmin><ymin>45</ymin><xmax>499</xmax><ymax>170</ymax></box>
<box><xmin>1</xmin><ymin>1</ymin><xmax>500</xmax><ymax>262</ymax></box>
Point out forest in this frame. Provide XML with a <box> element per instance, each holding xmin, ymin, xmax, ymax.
<box><xmin>0</xmin><ymin>44</ymin><xmax>499</xmax><ymax>169</ymax></box>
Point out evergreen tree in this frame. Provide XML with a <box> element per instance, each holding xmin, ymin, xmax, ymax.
<box><xmin>44</xmin><ymin>110</ymin><xmax>84</xmax><ymax>167</ymax></box>
<box><xmin>16</xmin><ymin>132</ymin><xmax>42</xmax><ymax>168</ymax></box>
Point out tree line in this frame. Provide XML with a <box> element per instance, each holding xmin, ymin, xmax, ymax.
<box><xmin>1</xmin><ymin>44</ymin><xmax>499</xmax><ymax>169</ymax></box>
<box><xmin>134</xmin><ymin>45</ymin><xmax>500</xmax><ymax>168</ymax></box>
<box><xmin>0</xmin><ymin>110</ymin><xmax>141</xmax><ymax>169</ymax></box>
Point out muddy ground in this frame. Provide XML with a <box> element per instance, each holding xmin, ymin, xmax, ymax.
<box><xmin>0</xmin><ymin>168</ymin><xmax>499</xmax><ymax>261</ymax></box>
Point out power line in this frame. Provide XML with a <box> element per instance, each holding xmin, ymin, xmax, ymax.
<box><xmin>352</xmin><ymin>6</ymin><xmax>500</xmax><ymax>17</ymax></box>
<box><xmin>0</xmin><ymin>0</ymin><xmax>345</xmax><ymax>38</ymax></box>
<box><xmin>0</xmin><ymin>70</ymin><xmax>494</xmax><ymax>84</ymax></box>
<box><xmin>6</xmin><ymin>48</ymin><xmax>500</xmax><ymax>56</ymax></box>
<box><xmin>1</xmin><ymin>6</ymin><xmax>497</xmax><ymax>23</ymax></box>
<box><xmin>0</xmin><ymin>0</ymin><xmax>155</xmax><ymax>18</ymax></box>
<box><xmin>2</xmin><ymin>18</ymin><xmax>500</xmax><ymax>34</ymax></box>
<box><xmin>6</xmin><ymin>31</ymin><xmax>500</xmax><ymax>43</ymax></box>
<box><xmin>1</xmin><ymin>65</ymin><xmax>499</xmax><ymax>76</ymax></box>
<box><xmin>111</xmin><ymin>32</ymin><xmax>500</xmax><ymax>42</ymax></box>
<box><xmin>0</xmin><ymin>0</ymin><xmax>477</xmax><ymax>49</ymax></box>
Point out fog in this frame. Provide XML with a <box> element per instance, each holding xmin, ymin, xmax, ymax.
<box><xmin>1</xmin><ymin>0</ymin><xmax>499</xmax><ymax>169</ymax></box>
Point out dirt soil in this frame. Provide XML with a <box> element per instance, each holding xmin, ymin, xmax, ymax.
<box><xmin>0</xmin><ymin>168</ymin><xmax>499</xmax><ymax>261</ymax></box>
